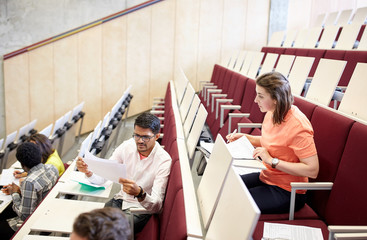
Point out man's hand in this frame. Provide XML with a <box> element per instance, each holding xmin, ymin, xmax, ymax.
<box><xmin>1</xmin><ymin>183</ymin><xmax>21</xmax><ymax>195</ymax></box>
<box><xmin>13</xmin><ymin>170</ymin><xmax>27</xmax><ymax>178</ymax></box>
<box><xmin>76</xmin><ymin>157</ymin><xmax>93</xmax><ymax>177</ymax></box>
<box><xmin>119</xmin><ymin>178</ymin><xmax>140</xmax><ymax>196</ymax></box>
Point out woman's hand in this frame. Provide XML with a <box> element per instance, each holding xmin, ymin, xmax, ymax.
<box><xmin>226</xmin><ymin>133</ymin><xmax>244</xmax><ymax>143</ymax></box>
<box><xmin>253</xmin><ymin>147</ymin><xmax>272</xmax><ymax>164</ymax></box>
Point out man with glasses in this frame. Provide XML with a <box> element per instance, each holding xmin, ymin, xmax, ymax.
<box><xmin>76</xmin><ymin>112</ymin><xmax>172</xmax><ymax>234</ymax></box>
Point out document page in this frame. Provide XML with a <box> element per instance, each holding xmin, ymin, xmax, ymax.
<box><xmin>263</xmin><ymin>222</ymin><xmax>323</xmax><ymax>240</ymax></box>
<box><xmin>84</xmin><ymin>151</ymin><xmax>126</xmax><ymax>183</ymax></box>
<box><xmin>70</xmin><ymin>171</ymin><xmax>113</xmax><ymax>189</ymax></box>
<box><xmin>0</xmin><ymin>169</ymin><xmax>20</xmax><ymax>186</ymax></box>
<box><xmin>227</xmin><ymin>136</ymin><xmax>255</xmax><ymax>160</ymax></box>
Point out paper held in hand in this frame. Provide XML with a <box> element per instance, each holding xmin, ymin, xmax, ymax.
<box><xmin>84</xmin><ymin>151</ymin><xmax>126</xmax><ymax>183</ymax></box>
<box><xmin>226</xmin><ymin>135</ymin><xmax>256</xmax><ymax>160</ymax></box>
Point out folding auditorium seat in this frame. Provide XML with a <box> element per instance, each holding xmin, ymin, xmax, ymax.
<box><xmin>338</xmin><ymin>50</ymin><xmax>367</xmax><ymax>87</ymax></box>
<box><xmin>301</xmin><ymin>49</ymin><xmax>326</xmax><ymax>77</ymax></box>
<box><xmin>317</xmin><ymin>25</ymin><xmax>341</xmax><ymax>49</ymax></box>
<box><xmin>200</xmin><ymin>64</ymin><xmax>228</xmax><ymax>103</ymax></box>
<box><xmin>136</xmin><ymin>160</ymin><xmax>184</xmax><ymax>240</ymax></box>
<box><xmin>274</xmin><ymin>54</ymin><xmax>295</xmax><ymax>77</ymax></box>
<box><xmin>205</xmin><ymin>70</ymin><xmax>241</xmax><ymax>125</ymax></box>
<box><xmin>217</xmin><ymin>78</ymin><xmax>265</xmax><ymax>139</ymax></box>
<box><xmin>334</xmin><ymin>24</ymin><xmax>362</xmax><ymax>50</ymax></box>
<box><xmin>255</xmin><ymin>120</ymin><xmax>367</xmax><ymax>240</ymax></box>
<box><xmin>256</xmin><ymin>106</ymin><xmax>354</xmax><ymax>223</ymax></box>
<box><xmin>293</xmin><ymin>96</ymin><xmax>317</xmax><ymax>120</ymax></box>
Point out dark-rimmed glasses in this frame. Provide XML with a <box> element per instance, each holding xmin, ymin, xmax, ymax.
<box><xmin>132</xmin><ymin>134</ymin><xmax>155</xmax><ymax>142</ymax></box>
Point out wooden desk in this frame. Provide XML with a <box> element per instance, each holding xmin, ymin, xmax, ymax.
<box><xmin>30</xmin><ymin>198</ymin><xmax>104</xmax><ymax>234</ymax></box>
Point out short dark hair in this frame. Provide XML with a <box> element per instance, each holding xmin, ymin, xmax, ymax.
<box><xmin>72</xmin><ymin>207</ymin><xmax>131</xmax><ymax>240</ymax></box>
<box><xmin>134</xmin><ymin>112</ymin><xmax>160</xmax><ymax>134</ymax></box>
<box><xmin>256</xmin><ymin>72</ymin><xmax>293</xmax><ymax>125</ymax></box>
<box><xmin>16</xmin><ymin>142</ymin><xmax>42</xmax><ymax>169</ymax></box>
<box><xmin>28</xmin><ymin>133</ymin><xmax>54</xmax><ymax>164</ymax></box>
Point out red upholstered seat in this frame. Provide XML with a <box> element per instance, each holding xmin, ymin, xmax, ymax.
<box><xmin>161</xmin><ymin>189</ymin><xmax>187</xmax><ymax>240</ymax></box>
<box><xmin>308</xmin><ymin>107</ymin><xmax>354</xmax><ymax>218</ymax></box>
<box><xmin>324</xmin><ymin>122</ymin><xmax>367</xmax><ymax>225</ymax></box>
<box><xmin>293</xmin><ymin>96</ymin><xmax>317</xmax><ymax>120</ymax></box>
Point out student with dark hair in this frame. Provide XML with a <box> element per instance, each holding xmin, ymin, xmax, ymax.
<box><xmin>71</xmin><ymin>207</ymin><xmax>131</xmax><ymax>240</ymax></box>
<box><xmin>227</xmin><ymin>72</ymin><xmax>319</xmax><ymax>214</ymax></box>
<box><xmin>13</xmin><ymin>133</ymin><xmax>65</xmax><ymax>178</ymax></box>
<box><xmin>1</xmin><ymin>142</ymin><xmax>59</xmax><ymax>240</ymax></box>
<box><xmin>77</xmin><ymin>112</ymin><xmax>171</xmax><ymax>234</ymax></box>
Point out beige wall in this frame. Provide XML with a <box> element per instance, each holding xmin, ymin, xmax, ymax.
<box><xmin>287</xmin><ymin>0</ymin><xmax>367</xmax><ymax>30</ymax></box>
<box><xmin>3</xmin><ymin>0</ymin><xmax>270</xmax><ymax>134</ymax></box>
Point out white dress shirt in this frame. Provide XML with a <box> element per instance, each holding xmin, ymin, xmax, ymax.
<box><xmin>87</xmin><ymin>138</ymin><xmax>172</xmax><ymax>213</ymax></box>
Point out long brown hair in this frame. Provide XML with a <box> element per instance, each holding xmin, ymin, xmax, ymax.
<box><xmin>256</xmin><ymin>72</ymin><xmax>293</xmax><ymax>124</ymax></box>
<box><xmin>28</xmin><ymin>133</ymin><xmax>54</xmax><ymax>164</ymax></box>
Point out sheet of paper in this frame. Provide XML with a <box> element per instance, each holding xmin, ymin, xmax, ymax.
<box><xmin>0</xmin><ymin>192</ymin><xmax>12</xmax><ymax>209</ymax></box>
<box><xmin>69</xmin><ymin>171</ymin><xmax>113</xmax><ymax>189</ymax></box>
<box><xmin>263</xmin><ymin>222</ymin><xmax>323</xmax><ymax>240</ymax></box>
<box><xmin>200</xmin><ymin>141</ymin><xmax>214</xmax><ymax>153</ymax></box>
<box><xmin>84</xmin><ymin>151</ymin><xmax>126</xmax><ymax>183</ymax></box>
<box><xmin>227</xmin><ymin>136</ymin><xmax>255</xmax><ymax>159</ymax></box>
<box><xmin>233</xmin><ymin>160</ymin><xmax>266</xmax><ymax>170</ymax></box>
<box><xmin>0</xmin><ymin>169</ymin><xmax>20</xmax><ymax>186</ymax></box>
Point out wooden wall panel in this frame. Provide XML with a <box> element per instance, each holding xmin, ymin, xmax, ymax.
<box><xmin>3</xmin><ymin>54</ymin><xmax>30</xmax><ymax>134</ymax></box>
<box><xmin>102</xmin><ymin>17</ymin><xmax>127</xmax><ymax>115</ymax></box>
<box><xmin>126</xmin><ymin>7</ymin><xmax>151</xmax><ymax>116</ymax></box>
<box><xmin>174</xmin><ymin>0</ymin><xmax>200</xmax><ymax>89</ymax></box>
<box><xmin>78</xmin><ymin>26</ymin><xmax>102</xmax><ymax>133</ymax></box>
<box><xmin>245</xmin><ymin>0</ymin><xmax>270</xmax><ymax>51</ymax></box>
<box><xmin>54</xmin><ymin>35</ymin><xmax>78</xmax><ymax>119</ymax></box>
<box><xmin>197</xmin><ymin>0</ymin><xmax>224</xmax><ymax>91</ymax></box>
<box><xmin>221</xmin><ymin>0</ymin><xmax>247</xmax><ymax>63</ymax></box>
<box><xmin>150</xmin><ymin>0</ymin><xmax>175</xmax><ymax>106</ymax></box>
<box><xmin>29</xmin><ymin>45</ymin><xmax>54</xmax><ymax>131</ymax></box>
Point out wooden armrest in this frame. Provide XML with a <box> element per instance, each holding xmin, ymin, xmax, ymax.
<box><xmin>200</xmin><ymin>81</ymin><xmax>214</xmax><ymax>92</ymax></box>
<box><xmin>219</xmin><ymin>105</ymin><xmax>241</xmax><ymax>127</ymax></box>
<box><xmin>150</xmin><ymin>110</ymin><xmax>164</xmax><ymax>115</ymax></box>
<box><xmin>328</xmin><ymin>225</ymin><xmax>367</xmax><ymax>240</ymax></box>
<box><xmin>203</xmin><ymin>85</ymin><xmax>217</xmax><ymax>100</ymax></box>
<box><xmin>227</xmin><ymin>113</ymin><xmax>250</xmax><ymax>134</ymax></box>
<box><xmin>152</xmin><ymin>105</ymin><xmax>165</xmax><ymax>110</ymax></box>
<box><xmin>159</xmin><ymin>133</ymin><xmax>164</xmax><ymax>139</ymax></box>
<box><xmin>206</xmin><ymin>89</ymin><xmax>223</xmax><ymax>107</ymax></box>
<box><xmin>215</xmin><ymin>98</ymin><xmax>234</xmax><ymax>118</ymax></box>
<box><xmin>153</xmin><ymin>97</ymin><xmax>164</xmax><ymax>101</ymax></box>
<box><xmin>237</xmin><ymin>123</ymin><xmax>262</xmax><ymax>132</ymax></box>
<box><xmin>211</xmin><ymin>94</ymin><xmax>227</xmax><ymax>112</ymax></box>
<box><xmin>158</xmin><ymin>117</ymin><xmax>164</xmax><ymax>121</ymax></box>
<box><xmin>334</xmin><ymin>232</ymin><xmax>367</xmax><ymax>240</ymax></box>
<box><xmin>289</xmin><ymin>182</ymin><xmax>333</xmax><ymax>220</ymax></box>
<box><xmin>160</xmin><ymin>124</ymin><xmax>164</xmax><ymax>129</ymax></box>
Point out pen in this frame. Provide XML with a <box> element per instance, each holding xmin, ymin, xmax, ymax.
<box><xmin>227</xmin><ymin>129</ymin><xmax>237</xmax><ymax>143</ymax></box>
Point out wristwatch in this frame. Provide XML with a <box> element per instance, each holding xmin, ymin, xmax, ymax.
<box><xmin>135</xmin><ymin>186</ymin><xmax>146</xmax><ymax>200</ymax></box>
<box><xmin>271</xmin><ymin>158</ymin><xmax>279</xmax><ymax>168</ymax></box>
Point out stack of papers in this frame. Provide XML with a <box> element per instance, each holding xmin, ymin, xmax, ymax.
<box><xmin>84</xmin><ymin>151</ymin><xmax>126</xmax><ymax>183</ymax></box>
<box><xmin>263</xmin><ymin>222</ymin><xmax>323</xmax><ymax>240</ymax></box>
<box><xmin>69</xmin><ymin>171</ymin><xmax>112</xmax><ymax>190</ymax></box>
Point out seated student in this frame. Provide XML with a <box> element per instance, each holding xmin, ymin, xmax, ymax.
<box><xmin>70</xmin><ymin>207</ymin><xmax>131</xmax><ymax>240</ymax></box>
<box><xmin>0</xmin><ymin>142</ymin><xmax>59</xmax><ymax>240</ymax></box>
<box><xmin>76</xmin><ymin>113</ymin><xmax>172</xmax><ymax>234</ymax></box>
<box><xmin>227</xmin><ymin>72</ymin><xmax>319</xmax><ymax>214</ymax></box>
<box><xmin>13</xmin><ymin>133</ymin><xmax>65</xmax><ymax>178</ymax></box>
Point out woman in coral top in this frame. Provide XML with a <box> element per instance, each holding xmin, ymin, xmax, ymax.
<box><xmin>227</xmin><ymin>72</ymin><xmax>319</xmax><ymax>214</ymax></box>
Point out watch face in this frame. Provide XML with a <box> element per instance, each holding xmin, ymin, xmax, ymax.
<box><xmin>272</xmin><ymin>158</ymin><xmax>279</xmax><ymax>168</ymax></box>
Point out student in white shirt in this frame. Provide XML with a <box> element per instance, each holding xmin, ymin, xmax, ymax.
<box><xmin>76</xmin><ymin>113</ymin><xmax>172</xmax><ymax>234</ymax></box>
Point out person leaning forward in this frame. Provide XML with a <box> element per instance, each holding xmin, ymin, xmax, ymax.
<box><xmin>76</xmin><ymin>112</ymin><xmax>172</xmax><ymax>234</ymax></box>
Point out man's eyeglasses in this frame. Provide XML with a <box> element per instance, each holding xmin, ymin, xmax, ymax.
<box><xmin>132</xmin><ymin>134</ymin><xmax>155</xmax><ymax>142</ymax></box>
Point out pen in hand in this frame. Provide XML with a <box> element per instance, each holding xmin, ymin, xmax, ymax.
<box><xmin>227</xmin><ymin>129</ymin><xmax>237</xmax><ymax>143</ymax></box>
